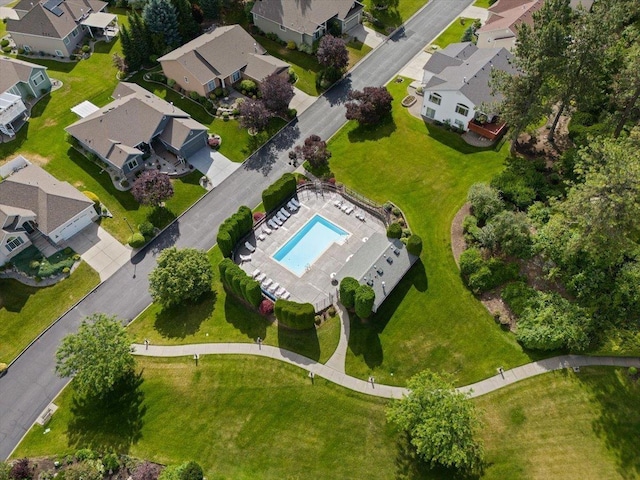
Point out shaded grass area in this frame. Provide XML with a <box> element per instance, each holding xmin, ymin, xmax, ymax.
<box><xmin>473</xmin><ymin>0</ymin><xmax>493</xmax><ymax>8</ymax></box>
<box><xmin>476</xmin><ymin>367</ymin><xmax>640</xmax><ymax>480</ymax></box>
<box><xmin>10</xmin><ymin>246</ymin><xmax>77</xmax><ymax>278</ymax></box>
<box><xmin>346</xmin><ymin>40</ymin><xmax>373</xmax><ymax>68</ymax></box>
<box><xmin>14</xmin><ymin>356</ymin><xmax>400</xmax><ymax>480</ymax></box>
<box><xmin>431</xmin><ymin>17</ymin><xmax>477</xmax><ymax>49</ymax></box>
<box><xmin>329</xmin><ymin>78</ymin><xmax>532</xmax><ymax>386</ymax></box>
<box><xmin>363</xmin><ymin>0</ymin><xmax>430</xmax><ymax>31</ymax></box>
<box><xmin>127</xmin><ymin>248</ymin><xmax>341</xmax><ymax>364</ymax></box>
<box><xmin>0</xmin><ymin>262</ymin><xmax>99</xmax><ymax>363</ymax></box>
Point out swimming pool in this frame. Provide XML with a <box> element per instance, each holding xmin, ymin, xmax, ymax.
<box><xmin>273</xmin><ymin>215</ymin><xmax>349</xmax><ymax>276</ymax></box>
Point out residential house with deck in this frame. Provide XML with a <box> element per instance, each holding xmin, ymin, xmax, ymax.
<box><xmin>0</xmin><ymin>156</ymin><xmax>97</xmax><ymax>266</ymax></box>
<box><xmin>158</xmin><ymin>25</ymin><xmax>290</xmax><ymax>97</ymax></box>
<box><xmin>251</xmin><ymin>0</ymin><xmax>364</xmax><ymax>48</ymax></box>
<box><xmin>65</xmin><ymin>82</ymin><xmax>209</xmax><ymax>180</ymax></box>
<box><xmin>420</xmin><ymin>42</ymin><xmax>516</xmax><ymax>140</ymax></box>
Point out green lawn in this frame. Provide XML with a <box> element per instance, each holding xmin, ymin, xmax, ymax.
<box><xmin>363</xmin><ymin>0</ymin><xmax>430</xmax><ymax>31</ymax></box>
<box><xmin>476</xmin><ymin>367</ymin><xmax>640</xmax><ymax>479</ymax></box>
<box><xmin>431</xmin><ymin>17</ymin><xmax>478</xmax><ymax>49</ymax></box>
<box><xmin>127</xmin><ymin>248</ymin><xmax>342</xmax><ymax>364</ymax></box>
<box><xmin>14</xmin><ymin>356</ymin><xmax>399</xmax><ymax>479</ymax></box>
<box><xmin>346</xmin><ymin>40</ymin><xmax>373</xmax><ymax>67</ymax></box>
<box><xmin>0</xmin><ymin>262</ymin><xmax>99</xmax><ymax>363</ymax></box>
<box><xmin>329</xmin><ymin>78</ymin><xmax>533</xmax><ymax>386</ymax></box>
<box><xmin>473</xmin><ymin>0</ymin><xmax>493</xmax><ymax>8</ymax></box>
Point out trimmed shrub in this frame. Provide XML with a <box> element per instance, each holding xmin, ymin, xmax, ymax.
<box><xmin>286</xmin><ymin>40</ymin><xmax>296</xmax><ymax>50</ymax></box>
<box><xmin>189</xmin><ymin>91</ymin><xmax>199</xmax><ymax>100</ymax></box>
<box><xmin>339</xmin><ymin>276</ymin><xmax>359</xmax><ymax>309</ymax></box>
<box><xmin>75</xmin><ymin>449</ymin><xmax>96</xmax><ymax>461</ymax></box>
<box><xmin>253</xmin><ymin>211</ymin><xmax>265</xmax><ymax>222</ymax></box>
<box><xmin>83</xmin><ymin>190</ymin><xmax>100</xmax><ymax>206</ymax></box>
<box><xmin>127</xmin><ymin>232</ymin><xmax>146</xmax><ymax>248</ymax></box>
<box><xmin>81</xmin><ymin>45</ymin><xmax>90</xmax><ymax>53</ymax></box>
<box><xmin>219</xmin><ymin>258</ymin><xmax>262</xmax><ymax>307</ymax></box>
<box><xmin>178</xmin><ymin>462</ymin><xmax>203</xmax><ymax>480</ymax></box>
<box><xmin>459</xmin><ymin>247</ymin><xmax>484</xmax><ymax>279</ymax></box>
<box><xmin>167</xmin><ymin>78</ymin><xmax>176</xmax><ymax>88</ymax></box>
<box><xmin>245</xmin><ymin>280</ymin><xmax>263</xmax><ymax>307</ymax></box>
<box><xmin>216</xmin><ymin>205</ymin><xmax>253</xmax><ymax>257</ymax></box>
<box><xmin>139</xmin><ymin>221</ymin><xmax>155</xmax><ymax>238</ymax></box>
<box><xmin>406</xmin><ymin>234</ymin><xmax>423</xmax><ymax>256</ymax></box>
<box><xmin>259</xmin><ymin>299</ymin><xmax>274</xmax><ymax>315</ymax></box>
<box><xmin>355</xmin><ymin>284</ymin><xmax>375</xmax><ymax>319</ymax></box>
<box><xmin>10</xmin><ymin>459</ymin><xmax>31</xmax><ymax>480</ymax></box>
<box><xmin>629</xmin><ymin>366</ymin><xmax>638</xmax><ymax>376</ymax></box>
<box><xmin>0</xmin><ymin>39</ymin><xmax>9</xmax><ymax>47</ymax></box>
<box><xmin>274</xmin><ymin>299</ymin><xmax>315</xmax><ymax>329</ymax></box>
<box><xmin>386</xmin><ymin>222</ymin><xmax>402</xmax><ymax>239</ymax></box>
<box><xmin>262</xmin><ymin>173</ymin><xmax>297</xmax><ymax>212</ymax></box>
<box><xmin>102</xmin><ymin>454</ymin><xmax>119</xmax><ymax>473</ymax></box>
<box><xmin>239</xmin><ymin>79</ymin><xmax>257</xmax><ymax>95</ymax></box>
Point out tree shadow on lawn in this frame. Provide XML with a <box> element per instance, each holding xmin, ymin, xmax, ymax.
<box><xmin>0</xmin><ymin>279</ymin><xmax>38</xmax><ymax>312</ymax></box>
<box><xmin>66</xmin><ymin>371</ymin><xmax>146</xmax><ymax>454</ymax></box>
<box><xmin>147</xmin><ymin>206</ymin><xmax>177</xmax><ymax>230</ymax></box>
<box><xmin>347</xmin><ymin>116</ymin><xmax>397</xmax><ymax>143</ymax></box>
<box><xmin>578</xmin><ymin>369</ymin><xmax>640</xmax><ymax>478</ymax></box>
<box><xmin>347</xmin><ymin>260</ymin><xmax>428</xmax><ymax>369</ymax></box>
<box><xmin>93</xmin><ymin>39</ymin><xmax>117</xmax><ymax>55</ymax></box>
<box><xmin>17</xmin><ymin>55</ymin><xmax>78</xmax><ymax>74</ymax></box>
<box><xmin>223</xmin><ymin>294</ymin><xmax>268</xmax><ymax>340</ymax></box>
<box><xmin>277</xmin><ymin>324</ymin><xmax>320</xmax><ymax>363</ymax></box>
<box><xmin>154</xmin><ymin>291</ymin><xmax>216</xmax><ymax>339</ymax></box>
<box><xmin>0</xmin><ymin>123</ymin><xmax>29</xmax><ymax>159</ymax></box>
<box><xmin>29</xmin><ymin>94</ymin><xmax>51</xmax><ymax>119</ymax></box>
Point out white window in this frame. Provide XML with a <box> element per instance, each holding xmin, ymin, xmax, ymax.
<box><xmin>454</xmin><ymin>119</ymin><xmax>465</xmax><ymax>129</ymax></box>
<box><xmin>207</xmin><ymin>79</ymin><xmax>216</xmax><ymax>91</ymax></box>
<box><xmin>314</xmin><ymin>30</ymin><xmax>321</xmax><ymax>39</ymax></box>
<box><xmin>280</xmin><ymin>24</ymin><xmax>286</xmax><ymax>31</ymax></box>
<box><xmin>55</xmin><ymin>50</ymin><xmax>63</xmax><ymax>56</ymax></box>
<box><xmin>5</xmin><ymin>236</ymin><xmax>24</xmax><ymax>253</ymax></box>
<box><xmin>428</xmin><ymin>93</ymin><xmax>441</xmax><ymax>105</ymax></box>
<box><xmin>32</xmin><ymin>73</ymin><xmax>45</xmax><ymax>86</ymax></box>
<box><xmin>126</xmin><ymin>158</ymin><xmax>139</xmax><ymax>170</ymax></box>
<box><xmin>425</xmin><ymin>107</ymin><xmax>436</xmax><ymax>119</ymax></box>
<box><xmin>64</xmin><ymin>36</ymin><xmax>70</xmax><ymax>44</ymax></box>
<box><xmin>231</xmin><ymin>71</ymin><xmax>241</xmax><ymax>83</ymax></box>
<box><xmin>72</xmin><ymin>28</ymin><xmax>78</xmax><ymax>37</ymax></box>
<box><xmin>455</xmin><ymin>103</ymin><xmax>470</xmax><ymax>117</ymax></box>
<box><xmin>23</xmin><ymin>45</ymin><xmax>31</xmax><ymax>52</ymax></box>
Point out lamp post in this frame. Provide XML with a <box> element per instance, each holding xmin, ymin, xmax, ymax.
<box><xmin>123</xmin><ymin>217</ymin><xmax>134</xmax><ymax>235</ymax></box>
<box><xmin>193</xmin><ymin>353</ymin><xmax>199</xmax><ymax>366</ymax></box>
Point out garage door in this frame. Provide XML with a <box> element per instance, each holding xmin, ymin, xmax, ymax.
<box><xmin>57</xmin><ymin>212</ymin><xmax>94</xmax><ymax>242</ymax></box>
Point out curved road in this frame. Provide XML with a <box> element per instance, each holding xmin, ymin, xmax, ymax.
<box><xmin>0</xmin><ymin>0</ymin><xmax>476</xmax><ymax>458</ymax></box>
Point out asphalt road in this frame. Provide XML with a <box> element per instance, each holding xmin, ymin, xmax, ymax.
<box><xmin>0</xmin><ymin>0</ymin><xmax>474</xmax><ymax>459</ymax></box>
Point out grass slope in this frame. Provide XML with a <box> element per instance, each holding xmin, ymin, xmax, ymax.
<box><xmin>14</xmin><ymin>356</ymin><xmax>398</xmax><ymax>480</ymax></box>
<box><xmin>431</xmin><ymin>18</ymin><xmax>478</xmax><ymax>49</ymax></box>
<box><xmin>0</xmin><ymin>262</ymin><xmax>99</xmax><ymax>363</ymax></box>
<box><xmin>329</xmin><ymin>79</ymin><xmax>532</xmax><ymax>386</ymax></box>
<box><xmin>127</xmin><ymin>249</ymin><xmax>341</xmax><ymax>364</ymax></box>
<box><xmin>477</xmin><ymin>367</ymin><xmax>640</xmax><ymax>480</ymax></box>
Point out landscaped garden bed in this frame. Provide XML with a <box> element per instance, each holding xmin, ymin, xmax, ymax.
<box><xmin>5</xmin><ymin>246</ymin><xmax>79</xmax><ymax>280</ymax></box>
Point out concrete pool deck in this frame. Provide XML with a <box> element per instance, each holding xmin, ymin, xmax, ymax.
<box><xmin>238</xmin><ymin>191</ymin><xmax>387</xmax><ymax>309</ymax></box>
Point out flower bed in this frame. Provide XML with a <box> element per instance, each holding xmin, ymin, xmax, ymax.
<box><xmin>401</xmin><ymin>95</ymin><xmax>417</xmax><ymax>107</ymax></box>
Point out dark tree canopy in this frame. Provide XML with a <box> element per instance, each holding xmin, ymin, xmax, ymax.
<box><xmin>345</xmin><ymin>86</ymin><xmax>393</xmax><ymax>126</ymax></box>
<box><xmin>55</xmin><ymin>314</ymin><xmax>135</xmax><ymax>397</ymax></box>
<box><xmin>293</xmin><ymin>134</ymin><xmax>332</xmax><ymax>168</ymax></box>
<box><xmin>131</xmin><ymin>170</ymin><xmax>174</xmax><ymax>207</ymax></box>
<box><xmin>148</xmin><ymin>247</ymin><xmax>213</xmax><ymax>307</ymax></box>
<box><xmin>316</xmin><ymin>34</ymin><xmax>349</xmax><ymax>71</ymax></box>
<box><xmin>171</xmin><ymin>0</ymin><xmax>201</xmax><ymax>43</ymax></box>
<box><xmin>121</xmin><ymin>12</ymin><xmax>152</xmax><ymax>71</ymax></box>
<box><xmin>260</xmin><ymin>73</ymin><xmax>294</xmax><ymax>116</ymax></box>
<box><xmin>143</xmin><ymin>0</ymin><xmax>181</xmax><ymax>51</ymax></box>
<box><xmin>238</xmin><ymin>98</ymin><xmax>272</xmax><ymax>132</ymax></box>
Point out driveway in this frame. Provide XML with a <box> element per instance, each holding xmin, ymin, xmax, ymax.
<box><xmin>63</xmin><ymin>223</ymin><xmax>131</xmax><ymax>281</ymax></box>
<box><xmin>0</xmin><ymin>0</ymin><xmax>477</xmax><ymax>459</ymax></box>
<box><xmin>188</xmin><ymin>147</ymin><xmax>241</xmax><ymax>191</ymax></box>
<box><xmin>290</xmin><ymin>87</ymin><xmax>316</xmax><ymax>115</ymax></box>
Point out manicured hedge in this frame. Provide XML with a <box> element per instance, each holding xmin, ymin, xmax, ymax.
<box><xmin>128</xmin><ymin>232</ymin><xmax>146</xmax><ymax>248</ymax></box>
<box><xmin>386</xmin><ymin>222</ymin><xmax>402</xmax><ymax>239</ymax></box>
<box><xmin>339</xmin><ymin>277</ymin><xmax>359</xmax><ymax>309</ymax></box>
<box><xmin>216</xmin><ymin>205</ymin><xmax>253</xmax><ymax>257</ymax></box>
<box><xmin>218</xmin><ymin>258</ymin><xmax>263</xmax><ymax>307</ymax></box>
<box><xmin>274</xmin><ymin>299</ymin><xmax>315</xmax><ymax>329</ymax></box>
<box><xmin>406</xmin><ymin>234</ymin><xmax>423</xmax><ymax>256</ymax></box>
<box><xmin>82</xmin><ymin>190</ymin><xmax>100</xmax><ymax>206</ymax></box>
<box><xmin>262</xmin><ymin>173</ymin><xmax>297</xmax><ymax>212</ymax></box>
<box><xmin>354</xmin><ymin>284</ymin><xmax>375</xmax><ymax>319</ymax></box>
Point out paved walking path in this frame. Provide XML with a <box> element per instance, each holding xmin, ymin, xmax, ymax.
<box><xmin>323</xmin><ymin>305</ymin><xmax>350</xmax><ymax>373</ymax></box>
<box><xmin>132</xmin><ymin>343</ymin><xmax>640</xmax><ymax>400</ymax></box>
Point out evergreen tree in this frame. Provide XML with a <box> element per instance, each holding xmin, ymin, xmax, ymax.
<box><xmin>199</xmin><ymin>0</ymin><xmax>219</xmax><ymax>20</ymax></box>
<box><xmin>143</xmin><ymin>0</ymin><xmax>182</xmax><ymax>52</ymax></box>
<box><xmin>128</xmin><ymin>12</ymin><xmax>152</xmax><ymax>65</ymax></box>
<box><xmin>171</xmin><ymin>0</ymin><xmax>201</xmax><ymax>43</ymax></box>
<box><xmin>119</xmin><ymin>24</ymin><xmax>142</xmax><ymax>72</ymax></box>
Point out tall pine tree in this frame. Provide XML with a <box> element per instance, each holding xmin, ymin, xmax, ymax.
<box><xmin>172</xmin><ymin>0</ymin><xmax>201</xmax><ymax>43</ymax></box>
<box><xmin>143</xmin><ymin>0</ymin><xmax>181</xmax><ymax>52</ymax></box>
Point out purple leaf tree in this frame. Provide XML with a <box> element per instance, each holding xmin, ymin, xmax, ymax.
<box><xmin>345</xmin><ymin>86</ymin><xmax>393</xmax><ymax>126</ymax></box>
<box><xmin>260</xmin><ymin>72</ymin><xmax>294</xmax><ymax>117</ymax></box>
<box><xmin>293</xmin><ymin>134</ymin><xmax>332</xmax><ymax>168</ymax></box>
<box><xmin>131</xmin><ymin>170</ymin><xmax>174</xmax><ymax>207</ymax></box>
<box><xmin>238</xmin><ymin>99</ymin><xmax>272</xmax><ymax>132</ymax></box>
<box><xmin>316</xmin><ymin>35</ymin><xmax>349</xmax><ymax>71</ymax></box>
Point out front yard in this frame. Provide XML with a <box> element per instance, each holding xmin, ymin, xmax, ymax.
<box><xmin>431</xmin><ymin>17</ymin><xmax>478</xmax><ymax>49</ymax></box>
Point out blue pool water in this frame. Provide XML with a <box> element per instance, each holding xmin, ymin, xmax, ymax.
<box><xmin>273</xmin><ymin>215</ymin><xmax>349</xmax><ymax>276</ymax></box>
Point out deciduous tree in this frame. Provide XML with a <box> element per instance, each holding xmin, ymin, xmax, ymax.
<box><xmin>131</xmin><ymin>170</ymin><xmax>174</xmax><ymax>207</ymax></box>
<box><xmin>387</xmin><ymin>370</ymin><xmax>484</xmax><ymax>474</ymax></box>
<box><xmin>55</xmin><ymin>314</ymin><xmax>135</xmax><ymax>397</ymax></box>
<box><xmin>293</xmin><ymin>134</ymin><xmax>332</xmax><ymax>168</ymax></box>
<box><xmin>466</xmin><ymin>183</ymin><xmax>504</xmax><ymax>224</ymax></box>
<box><xmin>238</xmin><ymin>99</ymin><xmax>272</xmax><ymax>132</ymax></box>
<box><xmin>345</xmin><ymin>86</ymin><xmax>393</xmax><ymax>126</ymax></box>
<box><xmin>149</xmin><ymin>247</ymin><xmax>213</xmax><ymax>307</ymax></box>
<box><xmin>316</xmin><ymin>35</ymin><xmax>349</xmax><ymax>71</ymax></box>
<box><xmin>260</xmin><ymin>73</ymin><xmax>294</xmax><ymax>116</ymax></box>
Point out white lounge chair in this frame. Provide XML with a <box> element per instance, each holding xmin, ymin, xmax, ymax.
<box><xmin>334</xmin><ymin>199</ymin><xmax>343</xmax><ymax>208</ymax></box>
<box><xmin>251</xmin><ymin>268</ymin><xmax>260</xmax><ymax>278</ymax></box>
<box><xmin>282</xmin><ymin>291</ymin><xmax>291</xmax><ymax>300</ymax></box>
<box><xmin>341</xmin><ymin>204</ymin><xmax>349</xmax><ymax>212</ymax></box>
<box><xmin>245</xmin><ymin>241</ymin><xmax>256</xmax><ymax>252</ymax></box>
<box><xmin>263</xmin><ymin>225</ymin><xmax>272</xmax><ymax>235</ymax></box>
<box><xmin>275</xmin><ymin>286</ymin><xmax>286</xmax><ymax>296</ymax></box>
<box><xmin>257</xmin><ymin>233</ymin><xmax>266</xmax><ymax>241</ymax></box>
<box><xmin>280</xmin><ymin>208</ymin><xmax>291</xmax><ymax>218</ymax></box>
<box><xmin>277</xmin><ymin>212</ymin><xmax>287</xmax><ymax>222</ymax></box>
<box><xmin>268</xmin><ymin>282</ymin><xmax>279</xmax><ymax>294</ymax></box>
<box><xmin>268</xmin><ymin>219</ymin><xmax>279</xmax><ymax>229</ymax></box>
<box><xmin>239</xmin><ymin>254</ymin><xmax>251</xmax><ymax>262</ymax></box>
<box><xmin>262</xmin><ymin>278</ymin><xmax>273</xmax><ymax>288</ymax></box>
<box><xmin>287</xmin><ymin>201</ymin><xmax>298</xmax><ymax>211</ymax></box>
<box><xmin>256</xmin><ymin>273</ymin><xmax>266</xmax><ymax>282</ymax></box>
<box><xmin>345</xmin><ymin>207</ymin><xmax>354</xmax><ymax>215</ymax></box>
<box><xmin>273</xmin><ymin>216</ymin><xmax>283</xmax><ymax>226</ymax></box>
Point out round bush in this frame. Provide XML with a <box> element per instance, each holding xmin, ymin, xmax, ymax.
<box><xmin>29</xmin><ymin>260</ymin><xmax>40</xmax><ymax>269</ymax></box>
<box><xmin>62</xmin><ymin>267</ymin><xmax>70</xmax><ymax>274</ymax></box>
<box><xmin>2</xmin><ymin>45</ymin><xmax>11</xmax><ymax>53</ymax></box>
<box><xmin>178</xmin><ymin>461</ymin><xmax>203</xmax><ymax>480</ymax></box>
<box><xmin>81</xmin><ymin>45</ymin><xmax>90</xmax><ymax>53</ymax></box>
<box><xmin>138</xmin><ymin>221</ymin><xmax>155</xmax><ymax>238</ymax></box>
<box><xmin>253</xmin><ymin>211</ymin><xmax>265</xmax><ymax>222</ymax></box>
<box><xmin>630</xmin><ymin>366</ymin><xmax>638</xmax><ymax>376</ymax></box>
<box><xmin>259</xmin><ymin>299</ymin><xmax>274</xmax><ymax>315</ymax></box>
<box><xmin>386</xmin><ymin>223</ymin><xmax>402</xmax><ymax>239</ymax></box>
<box><xmin>0</xmin><ymin>39</ymin><xmax>9</xmax><ymax>47</ymax></box>
<box><xmin>128</xmin><ymin>232</ymin><xmax>146</xmax><ymax>248</ymax></box>
<box><xmin>339</xmin><ymin>277</ymin><xmax>359</xmax><ymax>309</ymax></box>
<box><xmin>406</xmin><ymin>234</ymin><xmax>423</xmax><ymax>256</ymax></box>
<box><xmin>355</xmin><ymin>284</ymin><xmax>375</xmax><ymax>319</ymax></box>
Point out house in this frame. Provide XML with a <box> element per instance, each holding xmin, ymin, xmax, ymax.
<box><xmin>158</xmin><ymin>25</ymin><xmax>290</xmax><ymax>97</ymax></box>
<box><xmin>0</xmin><ymin>57</ymin><xmax>52</xmax><ymax>137</ymax></box>
<box><xmin>7</xmin><ymin>0</ymin><xmax>118</xmax><ymax>57</ymax></box>
<box><xmin>476</xmin><ymin>0</ymin><xmax>595</xmax><ymax>51</ymax></box>
<box><xmin>420</xmin><ymin>42</ymin><xmax>516</xmax><ymax>138</ymax></box>
<box><xmin>65</xmin><ymin>82</ymin><xmax>209</xmax><ymax>179</ymax></box>
<box><xmin>0</xmin><ymin>156</ymin><xmax>97</xmax><ymax>266</ymax></box>
<box><xmin>251</xmin><ymin>0</ymin><xmax>364</xmax><ymax>47</ymax></box>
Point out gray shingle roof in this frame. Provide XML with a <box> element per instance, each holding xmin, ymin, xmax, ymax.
<box><xmin>251</xmin><ymin>0</ymin><xmax>364</xmax><ymax>35</ymax></box>
<box><xmin>65</xmin><ymin>83</ymin><xmax>208</xmax><ymax>169</ymax></box>
<box><xmin>159</xmin><ymin>25</ymin><xmax>289</xmax><ymax>85</ymax></box>
<box><xmin>336</xmin><ymin>232</ymin><xmax>418</xmax><ymax>312</ymax></box>
<box><xmin>423</xmin><ymin>42</ymin><xmax>516</xmax><ymax>106</ymax></box>
<box><xmin>0</xmin><ymin>159</ymin><xmax>93</xmax><ymax>235</ymax></box>
<box><xmin>0</xmin><ymin>57</ymin><xmax>47</xmax><ymax>94</ymax></box>
<box><xmin>8</xmin><ymin>0</ymin><xmax>106</xmax><ymax>39</ymax></box>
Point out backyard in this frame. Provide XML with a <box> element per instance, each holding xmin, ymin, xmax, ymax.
<box><xmin>0</xmin><ymin>262</ymin><xmax>99</xmax><ymax>363</ymax></box>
